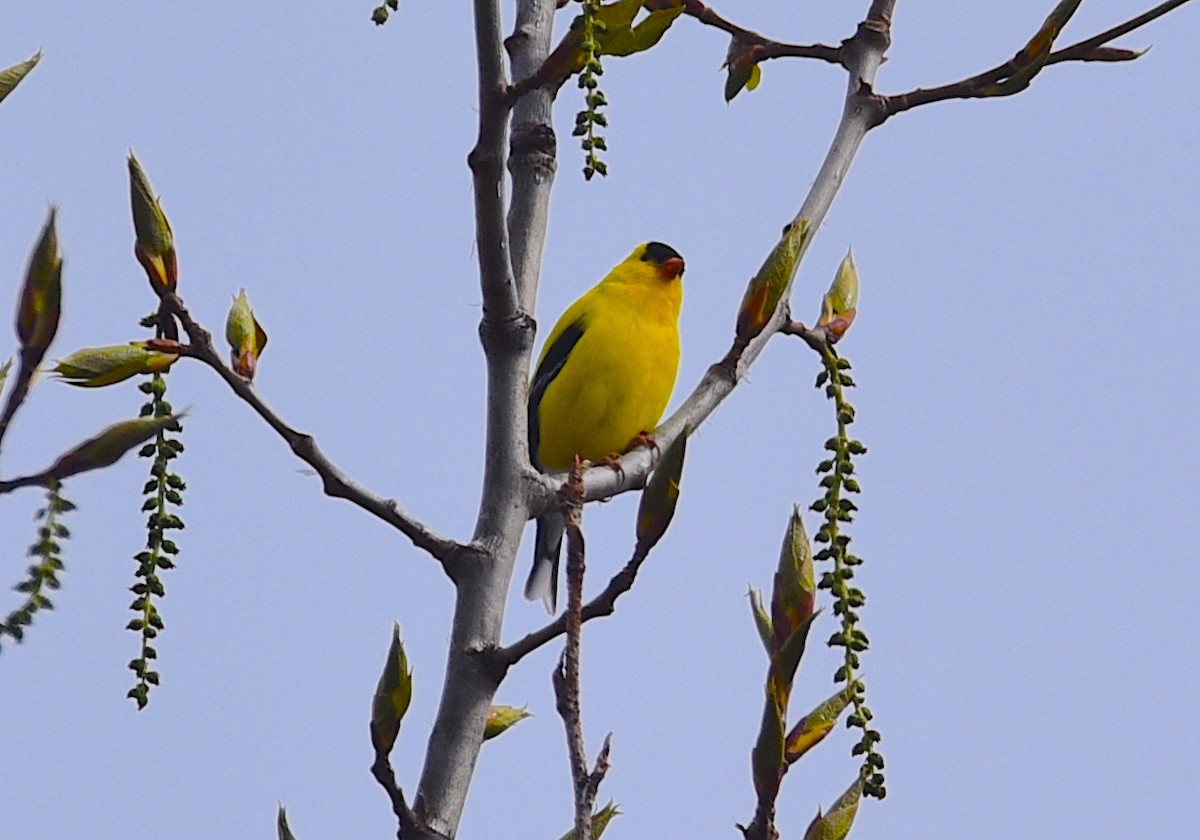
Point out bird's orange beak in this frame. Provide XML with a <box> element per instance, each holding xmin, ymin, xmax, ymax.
<box><xmin>660</xmin><ymin>256</ymin><xmax>685</xmax><ymax>279</ymax></box>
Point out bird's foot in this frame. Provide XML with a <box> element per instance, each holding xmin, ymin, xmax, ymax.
<box><xmin>563</xmin><ymin>455</ymin><xmax>587</xmax><ymax>503</ymax></box>
<box><xmin>631</xmin><ymin>430</ymin><xmax>660</xmax><ymax>457</ymax></box>
<box><xmin>598</xmin><ymin>452</ymin><xmax>626</xmax><ymax>482</ymax></box>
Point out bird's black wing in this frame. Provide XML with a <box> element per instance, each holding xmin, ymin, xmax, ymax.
<box><xmin>528</xmin><ymin>318</ymin><xmax>585</xmax><ymax>472</ymax></box>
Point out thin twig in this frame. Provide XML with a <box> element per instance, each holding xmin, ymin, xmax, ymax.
<box><xmin>552</xmin><ymin>482</ymin><xmax>609</xmax><ymax>839</ymax></box>
<box><xmin>778</xmin><ymin>318</ymin><xmax>840</xmax><ymax>356</ymax></box>
<box><xmin>1047</xmin><ymin>0</ymin><xmax>1191</xmax><ymax>64</ymax></box>
<box><xmin>0</xmin><ymin>355</ymin><xmax>37</xmax><ymax>460</ymax></box>
<box><xmin>499</xmin><ymin>542</ymin><xmax>651</xmax><ymax>666</ymax></box>
<box><xmin>370</xmin><ymin>754</ymin><xmax>412</xmax><ymax>838</ymax></box>
<box><xmin>880</xmin><ymin>0</ymin><xmax>1194</xmax><ymax>121</ymax></box>
<box><xmin>683</xmin><ymin>0</ymin><xmax>843</xmax><ymax>67</ymax></box>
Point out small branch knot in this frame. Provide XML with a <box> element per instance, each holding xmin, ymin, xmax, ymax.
<box><xmin>478</xmin><ymin>310</ymin><xmax>536</xmax><ymax>356</ymax></box>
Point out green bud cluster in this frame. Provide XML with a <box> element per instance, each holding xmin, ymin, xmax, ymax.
<box><xmin>127</xmin><ymin>369</ymin><xmax>186</xmax><ymax>709</ymax></box>
<box><xmin>812</xmin><ymin>351</ymin><xmax>885</xmax><ymax>800</ymax></box>
<box><xmin>0</xmin><ymin>482</ymin><xmax>74</xmax><ymax>652</ymax></box>
<box><xmin>572</xmin><ymin>0</ymin><xmax>609</xmax><ymax>180</ymax></box>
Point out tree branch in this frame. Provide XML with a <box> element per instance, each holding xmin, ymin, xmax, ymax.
<box><xmin>682</xmin><ymin>0</ymin><xmax>844</xmax><ymax>68</ymax></box>
<box><xmin>879</xmin><ymin>0</ymin><xmax>1194</xmax><ymax>121</ymax></box>
<box><xmin>0</xmin><ymin>354</ymin><xmax>38</xmax><ymax>460</ymax></box>
<box><xmin>409</xmin><ymin>2</ymin><xmax>556</xmax><ymax>838</ymax></box>
<box><xmin>370</xmin><ymin>753</ymin><xmax>412</xmax><ymax>839</ymax></box>
<box><xmin>498</xmin><ymin>541</ymin><xmax>652</xmax><ymax>667</ymax></box>
<box><xmin>149</xmin><ymin>291</ymin><xmax>460</xmax><ymax>563</ymax></box>
<box><xmin>505</xmin><ymin>0</ymin><xmax>558</xmax><ymax>314</ymax></box>
<box><xmin>553</xmin><ymin>500</ymin><xmax>610</xmax><ymax>840</ymax></box>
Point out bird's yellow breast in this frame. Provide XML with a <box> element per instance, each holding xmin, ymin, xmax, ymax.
<box><xmin>535</xmin><ymin>269</ymin><xmax>681</xmax><ymax>471</ymax></box>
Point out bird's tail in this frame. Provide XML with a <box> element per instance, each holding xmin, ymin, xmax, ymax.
<box><xmin>524</xmin><ymin>512</ymin><xmax>564</xmax><ymax>614</ymax></box>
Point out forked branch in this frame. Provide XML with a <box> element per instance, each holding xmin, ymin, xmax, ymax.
<box><xmin>879</xmin><ymin>0</ymin><xmax>1194</xmax><ymax>121</ymax></box>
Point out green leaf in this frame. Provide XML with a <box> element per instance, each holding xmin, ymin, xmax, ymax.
<box><xmin>635</xmin><ymin>428</ymin><xmax>687</xmax><ymax>551</ymax></box>
<box><xmin>16</xmin><ymin>206</ymin><xmax>62</xmax><ymax>361</ymax></box>
<box><xmin>767</xmin><ymin>611</ymin><xmax>818</xmax><ymax>706</ymax></box>
<box><xmin>47</xmin><ymin>414</ymin><xmax>183</xmax><ymax>481</ymax></box>
<box><xmin>785</xmin><ymin>683</ymin><xmax>858</xmax><ymax>764</ymax></box>
<box><xmin>750</xmin><ymin>688</ymin><xmax>786</xmax><ymax>805</ymax></box>
<box><xmin>986</xmin><ymin>0</ymin><xmax>1084</xmax><ymax>96</ymax></box>
<box><xmin>803</xmin><ymin>777</ymin><xmax>864</xmax><ymax>840</ymax></box>
<box><xmin>723</xmin><ymin>36</ymin><xmax>764</xmax><ymax>102</ymax></box>
<box><xmin>557</xmin><ymin>800</ymin><xmax>623</xmax><ymax>839</ymax></box>
<box><xmin>0</xmin><ymin>51</ymin><xmax>42</xmax><ymax>105</ymax></box>
<box><xmin>604</xmin><ymin>1</ymin><xmax>685</xmax><ymax>57</ymax></box>
<box><xmin>736</xmin><ymin>219</ymin><xmax>810</xmax><ymax>344</ymax></box>
<box><xmin>53</xmin><ymin>343</ymin><xmax>178</xmax><ymax>388</ymax></box>
<box><xmin>748</xmin><ymin>587</ymin><xmax>773</xmax><ymax>655</ymax></box>
<box><xmin>483</xmin><ymin>705</ymin><xmax>533</xmax><ymax>741</ymax></box>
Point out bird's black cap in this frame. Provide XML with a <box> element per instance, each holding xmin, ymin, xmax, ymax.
<box><xmin>641</xmin><ymin>241</ymin><xmax>682</xmax><ymax>266</ymax></box>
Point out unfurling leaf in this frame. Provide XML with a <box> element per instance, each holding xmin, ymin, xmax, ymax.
<box><xmin>748</xmin><ymin>587</ymin><xmax>773</xmax><ymax>655</ymax></box>
<box><xmin>0</xmin><ymin>51</ymin><xmax>42</xmax><ymax>105</ymax></box>
<box><xmin>16</xmin><ymin>207</ymin><xmax>63</xmax><ymax>362</ymax></box>
<box><xmin>986</xmin><ymin>0</ymin><xmax>1083</xmax><ymax>95</ymax></box>
<box><xmin>635</xmin><ymin>428</ymin><xmax>687</xmax><ymax>551</ymax></box>
<box><xmin>277</xmin><ymin>804</ymin><xmax>298</xmax><ymax>840</ymax></box>
<box><xmin>548</xmin><ymin>0</ymin><xmax>684</xmax><ymax>82</ymax></box>
<box><xmin>604</xmin><ymin>0</ymin><xmax>684</xmax><ymax>57</ymax></box>
<box><xmin>128</xmin><ymin>152</ymin><xmax>177</xmax><ymax>292</ymax></box>
<box><xmin>557</xmin><ymin>799</ymin><xmax>623</xmax><ymax>839</ymax></box>
<box><xmin>370</xmin><ymin>622</ymin><xmax>413</xmax><ymax>757</ymax></box>
<box><xmin>767</xmin><ymin>611</ymin><xmax>817</xmax><ymax>708</ymax></box>
<box><xmin>483</xmin><ymin>705</ymin><xmax>533</xmax><ymax>741</ymax></box>
<box><xmin>750</xmin><ymin>685</ymin><xmax>787</xmax><ymax>804</ymax></box>
<box><xmin>53</xmin><ymin>343</ymin><xmax>178</xmax><ymax>388</ymax></box>
<box><xmin>225</xmin><ymin>289</ymin><xmax>268</xmax><ymax>380</ymax></box>
<box><xmin>47</xmin><ymin>414</ymin><xmax>182</xmax><ymax>481</ymax></box>
<box><xmin>771</xmin><ymin>505</ymin><xmax>815</xmax><ymax>652</ymax></box>
<box><xmin>785</xmin><ymin>683</ymin><xmax>859</xmax><ymax>764</ymax></box>
<box><xmin>1078</xmin><ymin>45</ymin><xmax>1149</xmax><ymax>63</ymax></box>
<box><xmin>818</xmin><ymin>249</ymin><xmax>859</xmax><ymax>340</ymax></box>
<box><xmin>723</xmin><ymin>36</ymin><xmax>764</xmax><ymax>102</ymax></box>
<box><xmin>803</xmin><ymin>777</ymin><xmax>864</xmax><ymax>840</ymax></box>
<box><xmin>736</xmin><ymin>219</ymin><xmax>810</xmax><ymax>344</ymax></box>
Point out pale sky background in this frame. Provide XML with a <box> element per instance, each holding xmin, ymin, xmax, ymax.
<box><xmin>2</xmin><ymin>3</ymin><xmax>1198</xmax><ymax>839</ymax></box>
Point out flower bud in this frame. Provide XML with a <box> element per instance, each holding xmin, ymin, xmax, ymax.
<box><xmin>370</xmin><ymin>622</ymin><xmax>413</xmax><ymax>758</ymax></box>
<box><xmin>817</xmin><ymin>250</ymin><xmax>858</xmax><ymax>340</ymax></box>
<box><xmin>16</xmin><ymin>207</ymin><xmax>62</xmax><ymax>360</ymax></box>
<box><xmin>225</xmin><ymin>289</ymin><xmax>268</xmax><ymax>380</ymax></box>
<box><xmin>128</xmin><ymin>152</ymin><xmax>177</xmax><ymax>292</ymax></box>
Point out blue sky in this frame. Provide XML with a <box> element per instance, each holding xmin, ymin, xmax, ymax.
<box><xmin>2</xmin><ymin>2</ymin><xmax>1198</xmax><ymax>839</ymax></box>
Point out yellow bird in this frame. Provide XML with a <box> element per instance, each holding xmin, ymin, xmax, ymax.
<box><xmin>525</xmin><ymin>242</ymin><xmax>685</xmax><ymax>613</ymax></box>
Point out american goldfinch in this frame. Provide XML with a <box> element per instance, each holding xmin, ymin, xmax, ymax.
<box><xmin>525</xmin><ymin>242</ymin><xmax>685</xmax><ymax>613</ymax></box>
